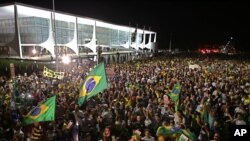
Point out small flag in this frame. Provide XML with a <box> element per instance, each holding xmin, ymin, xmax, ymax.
<box><xmin>181</xmin><ymin>129</ymin><xmax>196</xmax><ymax>141</ymax></box>
<box><xmin>22</xmin><ymin>96</ymin><xmax>56</xmax><ymax>126</ymax></box>
<box><xmin>78</xmin><ymin>62</ymin><xmax>108</xmax><ymax>106</ymax></box>
<box><xmin>178</xmin><ymin>134</ymin><xmax>189</xmax><ymax>141</ymax></box>
<box><xmin>168</xmin><ymin>83</ymin><xmax>181</xmax><ymax>102</ymax></box>
<box><xmin>156</xmin><ymin>125</ymin><xmax>182</xmax><ymax>136</ymax></box>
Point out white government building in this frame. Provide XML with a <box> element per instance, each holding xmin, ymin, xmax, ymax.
<box><xmin>0</xmin><ymin>2</ymin><xmax>157</xmax><ymax>60</ymax></box>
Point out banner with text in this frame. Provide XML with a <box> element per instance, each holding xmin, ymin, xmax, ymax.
<box><xmin>43</xmin><ymin>66</ymin><xmax>64</xmax><ymax>80</ymax></box>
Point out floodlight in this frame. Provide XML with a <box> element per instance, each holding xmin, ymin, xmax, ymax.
<box><xmin>32</xmin><ymin>49</ymin><xmax>37</xmax><ymax>54</ymax></box>
<box><xmin>62</xmin><ymin>55</ymin><xmax>71</xmax><ymax>64</ymax></box>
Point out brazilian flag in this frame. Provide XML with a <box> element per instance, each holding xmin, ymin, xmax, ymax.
<box><xmin>78</xmin><ymin>62</ymin><xmax>108</xmax><ymax>106</ymax></box>
<box><xmin>180</xmin><ymin>129</ymin><xmax>197</xmax><ymax>141</ymax></box>
<box><xmin>156</xmin><ymin>125</ymin><xmax>182</xmax><ymax>137</ymax></box>
<box><xmin>168</xmin><ymin>83</ymin><xmax>181</xmax><ymax>102</ymax></box>
<box><xmin>22</xmin><ymin>96</ymin><xmax>56</xmax><ymax>126</ymax></box>
<box><xmin>178</xmin><ymin>134</ymin><xmax>189</xmax><ymax>141</ymax></box>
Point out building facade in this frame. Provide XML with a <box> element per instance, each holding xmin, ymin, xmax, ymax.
<box><xmin>0</xmin><ymin>3</ymin><xmax>157</xmax><ymax>59</ymax></box>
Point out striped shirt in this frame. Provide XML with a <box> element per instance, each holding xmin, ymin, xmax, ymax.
<box><xmin>31</xmin><ymin>125</ymin><xmax>43</xmax><ymax>141</ymax></box>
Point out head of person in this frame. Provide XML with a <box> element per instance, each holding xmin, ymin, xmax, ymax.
<box><xmin>158</xmin><ymin>135</ymin><xmax>165</xmax><ymax>141</ymax></box>
<box><xmin>103</xmin><ymin>127</ymin><xmax>111</xmax><ymax>137</ymax></box>
<box><xmin>144</xmin><ymin>129</ymin><xmax>151</xmax><ymax>137</ymax></box>
<box><xmin>34</xmin><ymin>122</ymin><xmax>40</xmax><ymax>127</ymax></box>
<box><xmin>136</xmin><ymin>115</ymin><xmax>141</xmax><ymax>122</ymax></box>
<box><xmin>213</xmin><ymin>133</ymin><xmax>220</xmax><ymax>141</ymax></box>
<box><xmin>75</xmin><ymin>105</ymin><xmax>79</xmax><ymax>111</ymax></box>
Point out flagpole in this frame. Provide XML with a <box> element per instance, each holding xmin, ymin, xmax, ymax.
<box><xmin>103</xmin><ymin>62</ymin><xmax>109</xmax><ymax>88</ymax></box>
<box><xmin>12</xmin><ymin>77</ymin><xmax>17</xmax><ymax>110</ymax></box>
<box><xmin>143</xmin><ymin>25</ymin><xmax>145</xmax><ymax>56</ymax></box>
<box><xmin>169</xmin><ymin>32</ymin><xmax>172</xmax><ymax>53</ymax></box>
<box><xmin>179</xmin><ymin>82</ymin><xmax>181</xmax><ymax>111</ymax></box>
<box><xmin>136</xmin><ymin>24</ymin><xmax>138</xmax><ymax>50</ymax></box>
<box><xmin>128</xmin><ymin>22</ymin><xmax>131</xmax><ymax>61</ymax></box>
<box><xmin>52</xmin><ymin>0</ymin><xmax>58</xmax><ymax>71</ymax></box>
<box><xmin>135</xmin><ymin>24</ymin><xmax>138</xmax><ymax>58</ymax></box>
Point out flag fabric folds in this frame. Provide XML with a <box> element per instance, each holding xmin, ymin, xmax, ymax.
<box><xmin>168</xmin><ymin>83</ymin><xmax>181</xmax><ymax>102</ymax></box>
<box><xmin>156</xmin><ymin>125</ymin><xmax>182</xmax><ymax>137</ymax></box>
<box><xmin>156</xmin><ymin>125</ymin><xmax>197</xmax><ymax>141</ymax></box>
<box><xmin>22</xmin><ymin>96</ymin><xmax>56</xmax><ymax>126</ymax></box>
<box><xmin>178</xmin><ymin>134</ymin><xmax>189</xmax><ymax>141</ymax></box>
<box><xmin>168</xmin><ymin>83</ymin><xmax>181</xmax><ymax>111</ymax></box>
<box><xmin>78</xmin><ymin>62</ymin><xmax>108</xmax><ymax>106</ymax></box>
<box><xmin>181</xmin><ymin>129</ymin><xmax>197</xmax><ymax>141</ymax></box>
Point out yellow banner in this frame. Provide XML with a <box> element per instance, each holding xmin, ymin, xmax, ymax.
<box><xmin>43</xmin><ymin>66</ymin><xmax>64</xmax><ymax>80</ymax></box>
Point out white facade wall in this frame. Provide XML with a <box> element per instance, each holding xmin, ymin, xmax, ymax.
<box><xmin>0</xmin><ymin>3</ymin><xmax>157</xmax><ymax>58</ymax></box>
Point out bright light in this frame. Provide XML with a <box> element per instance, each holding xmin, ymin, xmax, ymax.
<box><xmin>21</xmin><ymin>93</ymin><xmax>25</xmax><ymax>99</ymax></box>
<box><xmin>201</xmin><ymin>50</ymin><xmax>206</xmax><ymax>54</ymax></box>
<box><xmin>32</xmin><ymin>49</ymin><xmax>37</xmax><ymax>54</ymax></box>
<box><xmin>28</xmin><ymin>94</ymin><xmax>32</xmax><ymax>98</ymax></box>
<box><xmin>62</xmin><ymin>55</ymin><xmax>71</xmax><ymax>64</ymax></box>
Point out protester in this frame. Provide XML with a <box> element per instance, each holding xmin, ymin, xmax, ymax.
<box><xmin>0</xmin><ymin>53</ymin><xmax>249</xmax><ymax>141</ymax></box>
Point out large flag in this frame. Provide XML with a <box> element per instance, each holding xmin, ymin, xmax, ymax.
<box><xmin>78</xmin><ymin>62</ymin><xmax>108</xmax><ymax>106</ymax></box>
<box><xmin>168</xmin><ymin>83</ymin><xmax>181</xmax><ymax>102</ymax></box>
<box><xmin>22</xmin><ymin>96</ymin><xmax>56</xmax><ymax>126</ymax></box>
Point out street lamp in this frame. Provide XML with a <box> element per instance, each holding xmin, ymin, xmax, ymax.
<box><xmin>32</xmin><ymin>48</ymin><xmax>37</xmax><ymax>55</ymax></box>
<box><xmin>62</xmin><ymin>55</ymin><xmax>71</xmax><ymax>72</ymax></box>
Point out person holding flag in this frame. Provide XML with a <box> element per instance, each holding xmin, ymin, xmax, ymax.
<box><xmin>29</xmin><ymin>122</ymin><xmax>43</xmax><ymax>141</ymax></box>
<box><xmin>21</xmin><ymin>95</ymin><xmax>56</xmax><ymax>141</ymax></box>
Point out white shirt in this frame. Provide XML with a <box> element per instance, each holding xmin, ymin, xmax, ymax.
<box><xmin>141</xmin><ymin>136</ymin><xmax>155</xmax><ymax>141</ymax></box>
<box><xmin>73</xmin><ymin>110</ymin><xmax>84</xmax><ymax>126</ymax></box>
<box><xmin>235</xmin><ymin>119</ymin><xmax>247</xmax><ymax>125</ymax></box>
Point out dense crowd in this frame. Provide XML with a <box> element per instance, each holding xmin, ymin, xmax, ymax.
<box><xmin>0</xmin><ymin>54</ymin><xmax>250</xmax><ymax>141</ymax></box>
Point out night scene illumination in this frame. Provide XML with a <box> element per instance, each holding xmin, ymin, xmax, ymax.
<box><xmin>0</xmin><ymin>1</ymin><xmax>249</xmax><ymax>141</ymax></box>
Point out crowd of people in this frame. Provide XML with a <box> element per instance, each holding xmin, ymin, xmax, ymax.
<box><xmin>0</xmin><ymin>53</ymin><xmax>249</xmax><ymax>141</ymax></box>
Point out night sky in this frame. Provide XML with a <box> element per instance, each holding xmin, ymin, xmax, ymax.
<box><xmin>1</xmin><ymin>0</ymin><xmax>250</xmax><ymax>51</ymax></box>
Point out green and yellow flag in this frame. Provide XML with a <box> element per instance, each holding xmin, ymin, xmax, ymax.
<box><xmin>178</xmin><ymin>134</ymin><xmax>189</xmax><ymax>141</ymax></box>
<box><xmin>168</xmin><ymin>83</ymin><xmax>181</xmax><ymax>111</ymax></box>
<box><xmin>180</xmin><ymin>129</ymin><xmax>196</xmax><ymax>141</ymax></box>
<box><xmin>156</xmin><ymin>125</ymin><xmax>182</xmax><ymax>137</ymax></box>
<box><xmin>78</xmin><ymin>62</ymin><xmax>108</xmax><ymax>106</ymax></box>
<box><xmin>22</xmin><ymin>96</ymin><xmax>56</xmax><ymax>126</ymax></box>
<box><xmin>168</xmin><ymin>83</ymin><xmax>181</xmax><ymax>102</ymax></box>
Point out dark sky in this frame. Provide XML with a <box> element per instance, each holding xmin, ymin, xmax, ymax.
<box><xmin>1</xmin><ymin>0</ymin><xmax>250</xmax><ymax>51</ymax></box>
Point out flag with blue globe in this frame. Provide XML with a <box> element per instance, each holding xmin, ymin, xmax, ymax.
<box><xmin>78</xmin><ymin>63</ymin><xmax>108</xmax><ymax>106</ymax></box>
<box><xmin>22</xmin><ymin>96</ymin><xmax>56</xmax><ymax>125</ymax></box>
